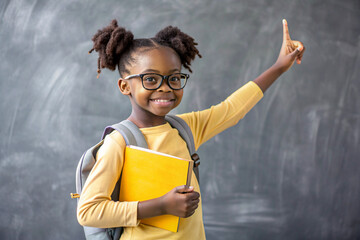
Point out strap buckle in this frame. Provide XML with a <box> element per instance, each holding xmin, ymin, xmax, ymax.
<box><xmin>70</xmin><ymin>193</ymin><xmax>80</xmax><ymax>199</ymax></box>
<box><xmin>191</xmin><ymin>153</ymin><xmax>200</xmax><ymax>167</ymax></box>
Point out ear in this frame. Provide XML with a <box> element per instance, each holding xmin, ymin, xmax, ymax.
<box><xmin>118</xmin><ymin>78</ymin><xmax>131</xmax><ymax>95</ymax></box>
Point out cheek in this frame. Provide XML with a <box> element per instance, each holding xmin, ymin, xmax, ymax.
<box><xmin>175</xmin><ymin>90</ymin><xmax>184</xmax><ymax>104</ymax></box>
<box><xmin>136</xmin><ymin>89</ymin><xmax>152</xmax><ymax>103</ymax></box>
<box><xmin>129</xmin><ymin>82</ymin><xmax>147</xmax><ymax>98</ymax></box>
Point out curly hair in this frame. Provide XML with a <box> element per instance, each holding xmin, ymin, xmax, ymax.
<box><xmin>89</xmin><ymin>19</ymin><xmax>201</xmax><ymax>78</ymax></box>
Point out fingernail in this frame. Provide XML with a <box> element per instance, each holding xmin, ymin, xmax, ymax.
<box><xmin>297</xmin><ymin>46</ymin><xmax>302</xmax><ymax>51</ymax></box>
<box><xmin>189</xmin><ymin>186</ymin><xmax>194</xmax><ymax>189</ymax></box>
<box><xmin>282</xmin><ymin>19</ymin><xmax>286</xmax><ymax>24</ymax></box>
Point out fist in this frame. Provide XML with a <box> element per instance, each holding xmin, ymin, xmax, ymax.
<box><xmin>161</xmin><ymin>185</ymin><xmax>200</xmax><ymax>218</ymax></box>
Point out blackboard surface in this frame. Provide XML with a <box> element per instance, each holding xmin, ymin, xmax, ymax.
<box><xmin>1</xmin><ymin>1</ymin><xmax>360</xmax><ymax>239</ymax></box>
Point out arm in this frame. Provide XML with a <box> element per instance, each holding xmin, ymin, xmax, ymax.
<box><xmin>77</xmin><ymin>132</ymin><xmax>139</xmax><ymax>228</ymax></box>
<box><xmin>179</xmin><ymin>81</ymin><xmax>264</xmax><ymax>150</ymax></box>
<box><xmin>179</xmin><ymin>20</ymin><xmax>305</xmax><ymax>149</ymax></box>
<box><xmin>137</xmin><ymin>186</ymin><xmax>200</xmax><ymax>219</ymax></box>
<box><xmin>253</xmin><ymin>19</ymin><xmax>305</xmax><ymax>93</ymax></box>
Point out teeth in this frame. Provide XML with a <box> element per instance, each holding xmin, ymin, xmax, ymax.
<box><xmin>153</xmin><ymin>99</ymin><xmax>171</xmax><ymax>102</ymax></box>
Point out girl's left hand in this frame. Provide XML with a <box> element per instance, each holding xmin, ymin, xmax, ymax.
<box><xmin>274</xmin><ymin>19</ymin><xmax>305</xmax><ymax>73</ymax></box>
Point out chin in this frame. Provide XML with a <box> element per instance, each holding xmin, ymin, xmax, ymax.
<box><xmin>152</xmin><ymin>110</ymin><xmax>172</xmax><ymax>117</ymax></box>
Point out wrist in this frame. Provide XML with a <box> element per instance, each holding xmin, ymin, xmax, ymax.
<box><xmin>137</xmin><ymin>196</ymin><xmax>166</xmax><ymax>219</ymax></box>
<box><xmin>253</xmin><ymin>63</ymin><xmax>284</xmax><ymax>93</ymax></box>
<box><xmin>271</xmin><ymin>62</ymin><xmax>286</xmax><ymax>75</ymax></box>
<box><xmin>158</xmin><ymin>195</ymin><xmax>167</xmax><ymax>215</ymax></box>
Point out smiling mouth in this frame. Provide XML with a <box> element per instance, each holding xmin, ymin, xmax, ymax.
<box><xmin>149</xmin><ymin>99</ymin><xmax>176</xmax><ymax>107</ymax></box>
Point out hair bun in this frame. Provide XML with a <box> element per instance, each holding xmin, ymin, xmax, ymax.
<box><xmin>89</xmin><ymin>19</ymin><xmax>134</xmax><ymax>77</ymax></box>
<box><xmin>155</xmin><ymin>26</ymin><xmax>201</xmax><ymax>73</ymax></box>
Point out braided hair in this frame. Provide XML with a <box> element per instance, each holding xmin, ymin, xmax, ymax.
<box><xmin>89</xmin><ymin>19</ymin><xmax>202</xmax><ymax>78</ymax></box>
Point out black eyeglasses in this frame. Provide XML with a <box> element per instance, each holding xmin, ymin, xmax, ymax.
<box><xmin>124</xmin><ymin>73</ymin><xmax>189</xmax><ymax>90</ymax></box>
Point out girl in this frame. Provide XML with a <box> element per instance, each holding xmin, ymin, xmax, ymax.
<box><xmin>77</xmin><ymin>19</ymin><xmax>305</xmax><ymax>239</ymax></box>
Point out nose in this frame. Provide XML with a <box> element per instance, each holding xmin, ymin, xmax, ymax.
<box><xmin>157</xmin><ymin>77</ymin><xmax>172</xmax><ymax>92</ymax></box>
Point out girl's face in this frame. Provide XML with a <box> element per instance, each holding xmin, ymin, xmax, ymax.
<box><xmin>120</xmin><ymin>46</ymin><xmax>183</xmax><ymax>121</ymax></box>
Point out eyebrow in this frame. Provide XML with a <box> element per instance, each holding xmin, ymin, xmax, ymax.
<box><xmin>141</xmin><ymin>68</ymin><xmax>180</xmax><ymax>73</ymax></box>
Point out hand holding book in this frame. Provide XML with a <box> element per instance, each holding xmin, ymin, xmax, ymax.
<box><xmin>138</xmin><ymin>185</ymin><xmax>200</xmax><ymax>219</ymax></box>
<box><xmin>160</xmin><ymin>185</ymin><xmax>200</xmax><ymax>218</ymax></box>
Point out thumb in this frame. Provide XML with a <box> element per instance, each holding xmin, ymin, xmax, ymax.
<box><xmin>289</xmin><ymin>47</ymin><xmax>302</xmax><ymax>60</ymax></box>
<box><xmin>175</xmin><ymin>185</ymin><xmax>194</xmax><ymax>193</ymax></box>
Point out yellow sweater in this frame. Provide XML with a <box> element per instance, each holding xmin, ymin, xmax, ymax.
<box><xmin>77</xmin><ymin>81</ymin><xmax>263</xmax><ymax>239</ymax></box>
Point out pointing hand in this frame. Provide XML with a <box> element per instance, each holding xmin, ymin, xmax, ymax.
<box><xmin>275</xmin><ymin>19</ymin><xmax>305</xmax><ymax>73</ymax></box>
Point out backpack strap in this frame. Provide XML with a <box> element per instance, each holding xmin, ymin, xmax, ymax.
<box><xmin>165</xmin><ymin>115</ymin><xmax>195</xmax><ymax>153</ymax></box>
<box><xmin>165</xmin><ymin>115</ymin><xmax>200</xmax><ymax>183</ymax></box>
<box><xmin>101</xmin><ymin>120</ymin><xmax>148</xmax><ymax>148</ymax></box>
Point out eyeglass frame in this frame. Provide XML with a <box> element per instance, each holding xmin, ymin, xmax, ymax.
<box><xmin>123</xmin><ymin>72</ymin><xmax>190</xmax><ymax>90</ymax></box>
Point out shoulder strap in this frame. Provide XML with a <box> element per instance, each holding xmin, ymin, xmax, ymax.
<box><xmin>165</xmin><ymin>115</ymin><xmax>200</xmax><ymax>183</ymax></box>
<box><xmin>102</xmin><ymin>120</ymin><xmax>148</xmax><ymax>148</ymax></box>
<box><xmin>165</xmin><ymin>115</ymin><xmax>195</xmax><ymax>154</ymax></box>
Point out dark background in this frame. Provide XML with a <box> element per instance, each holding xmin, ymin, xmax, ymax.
<box><xmin>1</xmin><ymin>0</ymin><xmax>359</xmax><ymax>239</ymax></box>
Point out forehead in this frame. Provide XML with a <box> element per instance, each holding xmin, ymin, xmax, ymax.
<box><xmin>129</xmin><ymin>46</ymin><xmax>182</xmax><ymax>74</ymax></box>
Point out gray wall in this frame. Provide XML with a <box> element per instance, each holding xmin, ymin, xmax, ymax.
<box><xmin>1</xmin><ymin>0</ymin><xmax>359</xmax><ymax>239</ymax></box>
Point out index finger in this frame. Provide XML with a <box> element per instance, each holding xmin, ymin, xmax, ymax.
<box><xmin>282</xmin><ymin>19</ymin><xmax>291</xmax><ymax>42</ymax></box>
<box><xmin>189</xmin><ymin>191</ymin><xmax>200</xmax><ymax>200</ymax></box>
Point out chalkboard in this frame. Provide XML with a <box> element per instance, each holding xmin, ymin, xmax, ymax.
<box><xmin>1</xmin><ymin>0</ymin><xmax>359</xmax><ymax>239</ymax></box>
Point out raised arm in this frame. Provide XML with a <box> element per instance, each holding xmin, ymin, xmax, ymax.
<box><xmin>253</xmin><ymin>19</ymin><xmax>305</xmax><ymax>93</ymax></box>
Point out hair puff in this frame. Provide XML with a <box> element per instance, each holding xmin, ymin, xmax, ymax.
<box><xmin>155</xmin><ymin>26</ymin><xmax>202</xmax><ymax>73</ymax></box>
<box><xmin>89</xmin><ymin>19</ymin><xmax>134</xmax><ymax>78</ymax></box>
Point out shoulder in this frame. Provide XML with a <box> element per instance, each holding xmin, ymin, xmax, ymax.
<box><xmin>98</xmin><ymin>130</ymin><xmax>127</xmax><ymax>155</ymax></box>
<box><xmin>104</xmin><ymin>130</ymin><xmax>126</xmax><ymax>147</ymax></box>
<box><xmin>175</xmin><ymin>112</ymin><xmax>195</xmax><ymax>125</ymax></box>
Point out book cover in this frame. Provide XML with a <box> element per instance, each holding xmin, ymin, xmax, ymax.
<box><xmin>119</xmin><ymin>145</ymin><xmax>194</xmax><ymax>232</ymax></box>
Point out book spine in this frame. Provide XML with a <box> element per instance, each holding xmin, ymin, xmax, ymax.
<box><xmin>186</xmin><ymin>161</ymin><xmax>193</xmax><ymax>187</ymax></box>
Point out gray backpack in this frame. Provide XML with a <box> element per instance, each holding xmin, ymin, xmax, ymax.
<box><xmin>71</xmin><ymin>115</ymin><xmax>200</xmax><ymax>240</ymax></box>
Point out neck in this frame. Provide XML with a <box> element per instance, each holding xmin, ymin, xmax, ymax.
<box><xmin>128</xmin><ymin>111</ymin><xmax>167</xmax><ymax>128</ymax></box>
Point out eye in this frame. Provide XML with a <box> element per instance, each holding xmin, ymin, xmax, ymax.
<box><xmin>169</xmin><ymin>73</ymin><xmax>183</xmax><ymax>82</ymax></box>
<box><xmin>144</xmin><ymin>76</ymin><xmax>157</xmax><ymax>82</ymax></box>
<box><xmin>169</xmin><ymin>76</ymin><xmax>181</xmax><ymax>82</ymax></box>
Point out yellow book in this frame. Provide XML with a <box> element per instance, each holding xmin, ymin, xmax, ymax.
<box><xmin>120</xmin><ymin>145</ymin><xmax>194</xmax><ymax>232</ymax></box>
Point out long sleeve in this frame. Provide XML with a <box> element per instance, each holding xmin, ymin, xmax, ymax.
<box><xmin>178</xmin><ymin>81</ymin><xmax>263</xmax><ymax>150</ymax></box>
<box><xmin>77</xmin><ymin>131</ymin><xmax>139</xmax><ymax>228</ymax></box>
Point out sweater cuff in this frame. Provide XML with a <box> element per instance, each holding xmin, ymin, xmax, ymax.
<box><xmin>248</xmin><ymin>81</ymin><xmax>264</xmax><ymax>97</ymax></box>
<box><xmin>226</xmin><ymin>81</ymin><xmax>263</xmax><ymax>106</ymax></box>
<box><xmin>122</xmin><ymin>201</ymin><xmax>140</xmax><ymax>227</ymax></box>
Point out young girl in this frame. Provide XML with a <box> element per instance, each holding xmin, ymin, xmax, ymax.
<box><xmin>77</xmin><ymin>19</ymin><xmax>305</xmax><ymax>239</ymax></box>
